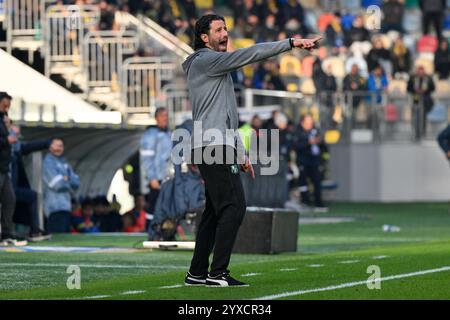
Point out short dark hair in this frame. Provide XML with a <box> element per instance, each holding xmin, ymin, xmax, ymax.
<box><xmin>0</xmin><ymin>92</ymin><xmax>12</xmax><ymax>102</ymax></box>
<box><xmin>155</xmin><ymin>107</ymin><xmax>167</xmax><ymax>118</ymax></box>
<box><xmin>194</xmin><ymin>14</ymin><xmax>225</xmax><ymax>50</ymax></box>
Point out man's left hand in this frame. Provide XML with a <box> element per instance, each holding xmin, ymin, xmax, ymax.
<box><xmin>240</xmin><ymin>156</ymin><xmax>255</xmax><ymax>179</ymax></box>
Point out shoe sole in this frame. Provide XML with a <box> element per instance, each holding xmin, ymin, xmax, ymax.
<box><xmin>184</xmin><ymin>283</ymin><xmax>205</xmax><ymax>287</ymax></box>
<box><xmin>205</xmin><ymin>284</ymin><xmax>250</xmax><ymax>288</ymax></box>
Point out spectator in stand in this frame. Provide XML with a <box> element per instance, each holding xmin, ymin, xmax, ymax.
<box><xmin>294</xmin><ymin>114</ymin><xmax>328</xmax><ymax>212</ymax></box>
<box><xmin>98</xmin><ymin>0</ymin><xmax>118</xmax><ymax>31</ymax></box>
<box><xmin>274</xmin><ymin>112</ymin><xmax>295</xmax><ymax>161</ymax></box>
<box><xmin>419</xmin><ymin>0</ymin><xmax>446</xmax><ymax>42</ymax></box>
<box><xmin>252</xmin><ymin>59</ymin><xmax>285</xmax><ymax>91</ymax></box>
<box><xmin>313</xmin><ymin>62</ymin><xmax>337</xmax><ymax>128</ymax></box>
<box><xmin>366</xmin><ymin>36</ymin><xmax>392</xmax><ymax>74</ymax></box>
<box><xmin>122</xmin><ymin>194</ymin><xmax>148</xmax><ymax>233</ymax></box>
<box><xmin>92</xmin><ymin>195</ymin><xmax>122</xmax><ymax>232</ymax></box>
<box><xmin>71</xmin><ymin>197</ymin><xmax>99</xmax><ymax>233</ymax></box>
<box><xmin>140</xmin><ymin>107</ymin><xmax>172</xmax><ymax>227</ymax></box>
<box><xmin>407</xmin><ymin>65</ymin><xmax>436</xmax><ymax>136</ymax></box>
<box><xmin>344</xmin><ymin>15</ymin><xmax>370</xmax><ymax>47</ymax></box>
<box><xmin>382</xmin><ymin>0</ymin><xmax>405</xmax><ymax>33</ymax></box>
<box><xmin>391</xmin><ymin>37</ymin><xmax>411</xmax><ymax>77</ymax></box>
<box><xmin>43</xmin><ymin>138</ymin><xmax>80</xmax><ymax>233</ymax></box>
<box><xmin>368</xmin><ymin>64</ymin><xmax>389</xmax><ymax>104</ymax></box>
<box><xmin>325</xmin><ymin>12</ymin><xmax>344</xmax><ymax>48</ymax></box>
<box><xmin>343</xmin><ymin>64</ymin><xmax>368</xmax><ymax>112</ymax></box>
<box><xmin>261</xmin><ymin>14</ymin><xmax>280</xmax><ymax>42</ymax></box>
<box><xmin>278</xmin><ymin>0</ymin><xmax>308</xmax><ymax>37</ymax></box>
<box><xmin>10</xmin><ymin>125</ymin><xmax>52</xmax><ymax>242</ymax></box>
<box><xmin>434</xmin><ymin>39</ymin><xmax>450</xmax><ymax>80</ymax></box>
<box><xmin>243</xmin><ymin>14</ymin><xmax>262</xmax><ymax>41</ymax></box>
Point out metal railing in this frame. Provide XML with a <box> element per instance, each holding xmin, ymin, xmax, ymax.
<box><xmin>120</xmin><ymin>56</ymin><xmax>176</xmax><ymax>115</ymax></box>
<box><xmin>4</xmin><ymin>0</ymin><xmax>55</xmax><ymax>52</ymax></box>
<box><xmin>44</xmin><ymin>4</ymin><xmax>99</xmax><ymax>77</ymax></box>
<box><xmin>83</xmin><ymin>30</ymin><xmax>138</xmax><ymax>94</ymax></box>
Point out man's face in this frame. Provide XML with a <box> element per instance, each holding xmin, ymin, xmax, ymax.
<box><xmin>0</xmin><ymin>98</ymin><xmax>11</xmax><ymax>113</ymax></box>
<box><xmin>203</xmin><ymin>19</ymin><xmax>228</xmax><ymax>52</ymax></box>
<box><xmin>417</xmin><ymin>67</ymin><xmax>425</xmax><ymax>77</ymax></box>
<box><xmin>50</xmin><ymin>139</ymin><xmax>64</xmax><ymax>157</ymax></box>
<box><xmin>301</xmin><ymin>116</ymin><xmax>314</xmax><ymax>131</ymax></box>
<box><xmin>135</xmin><ymin>195</ymin><xmax>146</xmax><ymax>210</ymax></box>
<box><xmin>156</xmin><ymin>110</ymin><xmax>168</xmax><ymax>129</ymax></box>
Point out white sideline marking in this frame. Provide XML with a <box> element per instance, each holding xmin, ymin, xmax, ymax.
<box><xmin>338</xmin><ymin>260</ymin><xmax>360</xmax><ymax>264</ymax></box>
<box><xmin>241</xmin><ymin>273</ymin><xmax>262</xmax><ymax>277</ymax></box>
<box><xmin>0</xmin><ymin>262</ymin><xmax>186</xmax><ymax>269</ymax></box>
<box><xmin>83</xmin><ymin>295</ymin><xmax>112</xmax><ymax>299</ymax></box>
<box><xmin>373</xmin><ymin>255</ymin><xmax>389</xmax><ymax>260</ymax></box>
<box><xmin>306</xmin><ymin>264</ymin><xmax>324</xmax><ymax>268</ymax></box>
<box><xmin>254</xmin><ymin>266</ymin><xmax>450</xmax><ymax>300</ymax></box>
<box><xmin>279</xmin><ymin>268</ymin><xmax>298</xmax><ymax>272</ymax></box>
<box><xmin>159</xmin><ymin>284</ymin><xmax>183</xmax><ymax>289</ymax></box>
<box><xmin>120</xmin><ymin>290</ymin><xmax>146</xmax><ymax>295</ymax></box>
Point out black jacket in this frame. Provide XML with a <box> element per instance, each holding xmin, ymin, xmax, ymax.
<box><xmin>294</xmin><ymin>126</ymin><xmax>327</xmax><ymax>166</ymax></box>
<box><xmin>0</xmin><ymin>112</ymin><xmax>12</xmax><ymax>174</ymax></box>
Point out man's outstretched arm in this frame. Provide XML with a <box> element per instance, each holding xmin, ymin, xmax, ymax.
<box><xmin>203</xmin><ymin>37</ymin><xmax>321</xmax><ymax>77</ymax></box>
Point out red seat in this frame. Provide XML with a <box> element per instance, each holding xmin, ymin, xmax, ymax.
<box><xmin>317</xmin><ymin>13</ymin><xmax>335</xmax><ymax>33</ymax></box>
<box><xmin>416</xmin><ymin>35</ymin><xmax>438</xmax><ymax>53</ymax></box>
<box><xmin>384</xmin><ymin>104</ymin><xmax>399</xmax><ymax>122</ymax></box>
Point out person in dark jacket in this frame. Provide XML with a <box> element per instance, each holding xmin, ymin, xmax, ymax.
<box><xmin>437</xmin><ymin>124</ymin><xmax>450</xmax><ymax>161</ymax></box>
<box><xmin>10</xmin><ymin>124</ymin><xmax>52</xmax><ymax>241</ymax></box>
<box><xmin>294</xmin><ymin>114</ymin><xmax>328</xmax><ymax>212</ymax></box>
<box><xmin>344</xmin><ymin>15</ymin><xmax>370</xmax><ymax>47</ymax></box>
<box><xmin>407</xmin><ymin>66</ymin><xmax>436</xmax><ymax>138</ymax></box>
<box><xmin>343</xmin><ymin>64</ymin><xmax>367</xmax><ymax>112</ymax></box>
<box><xmin>419</xmin><ymin>0</ymin><xmax>446</xmax><ymax>41</ymax></box>
<box><xmin>434</xmin><ymin>39</ymin><xmax>450</xmax><ymax>80</ymax></box>
<box><xmin>313</xmin><ymin>61</ymin><xmax>337</xmax><ymax>129</ymax></box>
<box><xmin>366</xmin><ymin>37</ymin><xmax>391</xmax><ymax>73</ymax></box>
<box><xmin>391</xmin><ymin>37</ymin><xmax>411</xmax><ymax>76</ymax></box>
<box><xmin>0</xmin><ymin>92</ymin><xmax>27</xmax><ymax>246</ymax></box>
<box><xmin>382</xmin><ymin>0</ymin><xmax>405</xmax><ymax>33</ymax></box>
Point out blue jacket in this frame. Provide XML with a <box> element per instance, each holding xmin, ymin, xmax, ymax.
<box><xmin>367</xmin><ymin>74</ymin><xmax>388</xmax><ymax>104</ymax></box>
<box><xmin>437</xmin><ymin>124</ymin><xmax>450</xmax><ymax>155</ymax></box>
<box><xmin>43</xmin><ymin>154</ymin><xmax>80</xmax><ymax>216</ymax></box>
<box><xmin>140</xmin><ymin>126</ymin><xmax>172</xmax><ymax>185</ymax></box>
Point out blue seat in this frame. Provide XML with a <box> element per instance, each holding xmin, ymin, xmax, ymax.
<box><xmin>427</xmin><ymin>102</ymin><xmax>448</xmax><ymax>123</ymax></box>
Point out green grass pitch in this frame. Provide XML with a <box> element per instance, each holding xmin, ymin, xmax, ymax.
<box><xmin>1</xmin><ymin>203</ymin><xmax>450</xmax><ymax>300</ymax></box>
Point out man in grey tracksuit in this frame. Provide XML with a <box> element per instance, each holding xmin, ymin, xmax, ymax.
<box><xmin>182</xmin><ymin>14</ymin><xmax>320</xmax><ymax>287</ymax></box>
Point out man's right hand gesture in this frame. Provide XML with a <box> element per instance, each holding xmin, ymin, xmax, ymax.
<box><xmin>292</xmin><ymin>36</ymin><xmax>322</xmax><ymax>51</ymax></box>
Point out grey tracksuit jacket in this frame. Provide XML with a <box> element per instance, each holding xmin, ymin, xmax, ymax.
<box><xmin>181</xmin><ymin>39</ymin><xmax>293</xmax><ymax>158</ymax></box>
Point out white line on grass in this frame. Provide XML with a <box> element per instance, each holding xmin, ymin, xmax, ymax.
<box><xmin>373</xmin><ymin>255</ymin><xmax>389</xmax><ymax>260</ymax></box>
<box><xmin>338</xmin><ymin>260</ymin><xmax>360</xmax><ymax>264</ymax></box>
<box><xmin>306</xmin><ymin>264</ymin><xmax>324</xmax><ymax>268</ymax></box>
<box><xmin>120</xmin><ymin>290</ymin><xmax>146</xmax><ymax>295</ymax></box>
<box><xmin>159</xmin><ymin>284</ymin><xmax>183</xmax><ymax>289</ymax></box>
<box><xmin>254</xmin><ymin>265</ymin><xmax>450</xmax><ymax>300</ymax></box>
<box><xmin>241</xmin><ymin>273</ymin><xmax>262</xmax><ymax>277</ymax></box>
<box><xmin>83</xmin><ymin>295</ymin><xmax>112</xmax><ymax>299</ymax></box>
<box><xmin>279</xmin><ymin>268</ymin><xmax>298</xmax><ymax>272</ymax></box>
<box><xmin>0</xmin><ymin>262</ymin><xmax>186</xmax><ymax>270</ymax></box>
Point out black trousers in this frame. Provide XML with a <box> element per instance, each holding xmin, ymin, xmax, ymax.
<box><xmin>298</xmin><ymin>164</ymin><xmax>324</xmax><ymax>207</ymax></box>
<box><xmin>189</xmin><ymin>145</ymin><xmax>246</xmax><ymax>277</ymax></box>
<box><xmin>46</xmin><ymin>211</ymin><xmax>71</xmax><ymax>233</ymax></box>
<box><xmin>422</xmin><ymin>12</ymin><xmax>443</xmax><ymax>41</ymax></box>
<box><xmin>0</xmin><ymin>173</ymin><xmax>16</xmax><ymax>238</ymax></box>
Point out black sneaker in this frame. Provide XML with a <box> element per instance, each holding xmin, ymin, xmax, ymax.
<box><xmin>28</xmin><ymin>230</ymin><xmax>52</xmax><ymax>242</ymax></box>
<box><xmin>206</xmin><ymin>272</ymin><xmax>249</xmax><ymax>287</ymax></box>
<box><xmin>184</xmin><ymin>272</ymin><xmax>207</xmax><ymax>286</ymax></box>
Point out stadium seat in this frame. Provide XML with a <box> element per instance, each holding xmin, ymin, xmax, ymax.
<box><xmin>436</xmin><ymin>80</ymin><xmax>450</xmax><ymax>94</ymax></box>
<box><xmin>405</xmin><ymin>0</ymin><xmax>419</xmax><ymax>8</ymax></box>
<box><xmin>414</xmin><ymin>56</ymin><xmax>434</xmax><ymax>75</ymax></box>
<box><xmin>317</xmin><ymin>13</ymin><xmax>335</xmax><ymax>33</ymax></box>
<box><xmin>232</xmin><ymin>38</ymin><xmax>255</xmax><ymax>49</ymax></box>
<box><xmin>341</xmin><ymin>13</ymin><xmax>356</xmax><ymax>30</ymax></box>
<box><xmin>300</xmin><ymin>78</ymin><xmax>316</xmax><ymax>94</ymax></box>
<box><xmin>224</xmin><ymin>16</ymin><xmax>234</xmax><ymax>31</ymax></box>
<box><xmin>427</xmin><ymin>102</ymin><xmax>448</xmax><ymax>123</ymax></box>
<box><xmin>444</xmin><ymin>14</ymin><xmax>450</xmax><ymax>30</ymax></box>
<box><xmin>340</xmin><ymin>0</ymin><xmax>360</xmax><ymax>10</ymax></box>
<box><xmin>300</xmin><ymin>0</ymin><xmax>318</xmax><ymax>9</ymax></box>
<box><xmin>403</xmin><ymin>9</ymin><xmax>422</xmax><ymax>33</ymax></box>
<box><xmin>300</xmin><ymin>55</ymin><xmax>316</xmax><ymax>77</ymax></box>
<box><xmin>384</xmin><ymin>103</ymin><xmax>399</xmax><ymax>122</ymax></box>
<box><xmin>324</xmin><ymin>129</ymin><xmax>341</xmax><ymax>144</ymax></box>
<box><xmin>388</xmin><ymin>79</ymin><xmax>407</xmax><ymax>95</ymax></box>
<box><xmin>322</xmin><ymin>57</ymin><xmax>345</xmax><ymax>78</ymax></box>
<box><xmin>280</xmin><ymin>55</ymin><xmax>302</xmax><ymax>77</ymax></box>
<box><xmin>194</xmin><ymin>0</ymin><xmax>214</xmax><ymax>10</ymax></box>
<box><xmin>287</xmin><ymin>83</ymin><xmax>299</xmax><ymax>92</ymax></box>
<box><xmin>305</xmin><ymin>11</ymin><xmax>319</xmax><ymax>33</ymax></box>
<box><xmin>417</xmin><ymin>35</ymin><xmax>439</xmax><ymax>53</ymax></box>
<box><xmin>361</xmin><ymin>0</ymin><xmax>382</xmax><ymax>8</ymax></box>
